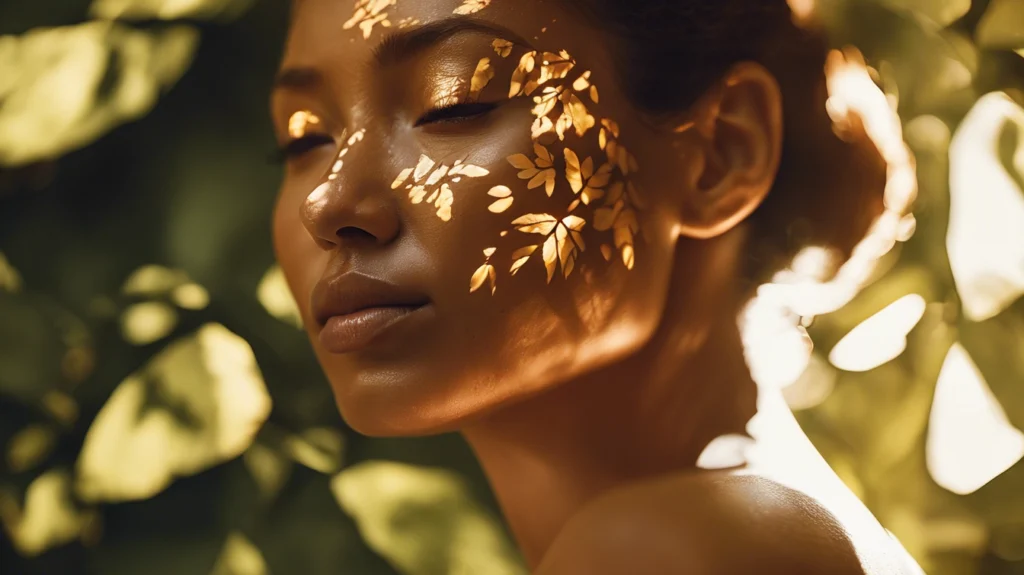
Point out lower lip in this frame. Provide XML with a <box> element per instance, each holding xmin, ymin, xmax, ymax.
<box><xmin>318</xmin><ymin>305</ymin><xmax>426</xmax><ymax>354</ymax></box>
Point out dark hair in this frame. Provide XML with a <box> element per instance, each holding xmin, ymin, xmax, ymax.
<box><xmin>571</xmin><ymin>0</ymin><xmax>888</xmax><ymax>286</ymax></box>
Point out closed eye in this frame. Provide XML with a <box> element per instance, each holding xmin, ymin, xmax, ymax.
<box><xmin>415</xmin><ymin>102</ymin><xmax>498</xmax><ymax>127</ymax></box>
<box><xmin>272</xmin><ymin>134</ymin><xmax>335</xmax><ymax>163</ymax></box>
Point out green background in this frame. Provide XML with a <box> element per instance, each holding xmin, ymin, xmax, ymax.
<box><xmin>1</xmin><ymin>1</ymin><xmax>1022</xmax><ymax>574</ymax></box>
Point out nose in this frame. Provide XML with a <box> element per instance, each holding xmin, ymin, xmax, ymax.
<box><xmin>300</xmin><ymin>129</ymin><xmax>401</xmax><ymax>250</ymax></box>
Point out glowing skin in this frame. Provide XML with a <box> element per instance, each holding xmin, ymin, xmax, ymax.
<box><xmin>270</xmin><ymin>1</ymin><xmax>905</xmax><ymax>572</ymax></box>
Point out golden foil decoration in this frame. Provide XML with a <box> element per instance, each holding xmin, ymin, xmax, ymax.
<box><xmin>492</xmin><ymin>39</ymin><xmax>513</xmax><ymax>58</ymax></box>
<box><xmin>468</xmin><ymin>58</ymin><xmax>495</xmax><ymax>102</ymax></box>
<box><xmin>391</xmin><ymin>155</ymin><xmax>490</xmax><ymax>221</ymax></box>
<box><xmin>467</xmin><ymin>45</ymin><xmax>641</xmax><ymax>293</ymax></box>
<box><xmin>453</xmin><ymin>0</ymin><xmax>491</xmax><ymax>15</ymax></box>
<box><xmin>343</xmin><ymin>0</ymin><xmax>397</xmax><ymax>39</ymax></box>
<box><xmin>287</xmin><ymin>110</ymin><xmax>321</xmax><ymax>139</ymax></box>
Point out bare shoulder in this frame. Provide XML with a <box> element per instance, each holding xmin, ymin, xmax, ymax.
<box><xmin>535</xmin><ymin>472</ymin><xmax>869</xmax><ymax>575</ymax></box>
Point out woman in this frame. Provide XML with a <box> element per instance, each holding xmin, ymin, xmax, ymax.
<box><xmin>271</xmin><ymin>0</ymin><xmax>920</xmax><ymax>572</ymax></box>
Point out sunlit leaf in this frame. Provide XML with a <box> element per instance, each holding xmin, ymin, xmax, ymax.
<box><xmin>0</xmin><ymin>470</ymin><xmax>97</xmax><ymax>556</ymax></box>
<box><xmin>90</xmin><ymin>0</ymin><xmax>254</xmax><ymax>20</ymax></box>
<box><xmin>76</xmin><ymin>323</ymin><xmax>272</xmax><ymax>502</ymax></box>
<box><xmin>171</xmin><ymin>282</ymin><xmax>210</xmax><ymax>310</ymax></box>
<box><xmin>0</xmin><ymin>251</ymin><xmax>22</xmax><ymax>293</ymax></box>
<box><xmin>947</xmin><ymin>93</ymin><xmax>1024</xmax><ymax>321</ymax></box>
<box><xmin>926</xmin><ymin>343</ymin><xmax>1024</xmax><ymax>495</ymax></box>
<box><xmin>0</xmin><ymin>22</ymin><xmax>198</xmax><ymax>167</ymax></box>
<box><xmin>120</xmin><ymin>301</ymin><xmax>178</xmax><ymax>345</ymax></box>
<box><xmin>210</xmin><ymin>532</ymin><xmax>269</xmax><ymax>575</ymax></box>
<box><xmin>243</xmin><ymin>442</ymin><xmax>293</xmax><ymax>502</ymax></box>
<box><xmin>331</xmin><ymin>461</ymin><xmax>526</xmax><ymax>575</ymax></box>
<box><xmin>6</xmin><ymin>424</ymin><xmax>57</xmax><ymax>473</ymax></box>
<box><xmin>258</xmin><ymin>265</ymin><xmax>303</xmax><ymax>329</ymax></box>
<box><xmin>876</xmin><ymin>0</ymin><xmax>970</xmax><ymax>27</ymax></box>
<box><xmin>976</xmin><ymin>0</ymin><xmax>1024</xmax><ymax>50</ymax></box>
<box><xmin>828</xmin><ymin>294</ymin><xmax>927</xmax><ymax>372</ymax></box>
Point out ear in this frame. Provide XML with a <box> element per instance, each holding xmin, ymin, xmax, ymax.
<box><xmin>673</xmin><ymin>62</ymin><xmax>783</xmax><ymax>240</ymax></box>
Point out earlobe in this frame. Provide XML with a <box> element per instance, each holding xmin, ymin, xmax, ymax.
<box><xmin>673</xmin><ymin>62</ymin><xmax>784</xmax><ymax>240</ymax></box>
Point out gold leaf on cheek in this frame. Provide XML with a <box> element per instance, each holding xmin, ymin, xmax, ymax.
<box><xmin>492</xmin><ymin>39</ymin><xmax>513</xmax><ymax>58</ymax></box>
<box><xmin>487</xmin><ymin>185</ymin><xmax>513</xmax><ymax>213</ymax></box>
<box><xmin>509</xmin><ymin>52</ymin><xmax>537</xmax><ymax>98</ymax></box>
<box><xmin>413</xmin><ymin>155</ymin><xmax>436</xmax><ymax>181</ymax></box>
<box><xmin>470</xmin><ymin>262</ymin><xmax>497</xmax><ymax>294</ymax></box>
<box><xmin>469</xmin><ymin>58</ymin><xmax>494</xmax><ymax>102</ymax></box>
<box><xmin>391</xmin><ymin>168</ymin><xmax>413</xmax><ymax>190</ymax></box>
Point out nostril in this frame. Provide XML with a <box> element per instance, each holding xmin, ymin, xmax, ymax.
<box><xmin>336</xmin><ymin>226</ymin><xmax>377</xmax><ymax>244</ymax></box>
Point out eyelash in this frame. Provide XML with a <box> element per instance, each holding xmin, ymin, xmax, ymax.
<box><xmin>271</xmin><ymin>102</ymin><xmax>499</xmax><ymax>163</ymax></box>
<box><xmin>415</xmin><ymin>102</ymin><xmax>499</xmax><ymax>127</ymax></box>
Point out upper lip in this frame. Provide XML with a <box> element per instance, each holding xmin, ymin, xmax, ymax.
<box><xmin>311</xmin><ymin>272</ymin><xmax>430</xmax><ymax>327</ymax></box>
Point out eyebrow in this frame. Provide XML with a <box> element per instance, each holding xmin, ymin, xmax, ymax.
<box><xmin>272</xmin><ymin>17</ymin><xmax>532</xmax><ymax>93</ymax></box>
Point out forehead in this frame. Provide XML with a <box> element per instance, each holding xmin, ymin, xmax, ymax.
<box><xmin>281</xmin><ymin>0</ymin><xmax>608</xmax><ymax>74</ymax></box>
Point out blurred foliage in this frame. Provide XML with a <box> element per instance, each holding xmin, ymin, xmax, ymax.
<box><xmin>0</xmin><ymin>0</ymin><xmax>1022</xmax><ymax>574</ymax></box>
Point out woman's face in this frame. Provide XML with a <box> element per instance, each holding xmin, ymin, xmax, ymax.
<box><xmin>272</xmin><ymin>0</ymin><xmax>690</xmax><ymax>435</ymax></box>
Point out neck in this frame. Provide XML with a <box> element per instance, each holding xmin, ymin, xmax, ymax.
<box><xmin>461</xmin><ymin>235</ymin><xmax>759</xmax><ymax>567</ymax></box>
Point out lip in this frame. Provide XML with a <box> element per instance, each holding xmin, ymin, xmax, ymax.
<box><xmin>311</xmin><ymin>272</ymin><xmax>431</xmax><ymax>354</ymax></box>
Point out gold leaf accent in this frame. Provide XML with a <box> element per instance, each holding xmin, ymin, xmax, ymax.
<box><xmin>509</xmin><ymin>52</ymin><xmax>537</xmax><ymax>98</ymax></box>
<box><xmin>600</xmin><ymin>244</ymin><xmax>613</xmax><ymax>261</ymax></box>
<box><xmin>469</xmin><ymin>58</ymin><xmax>495</xmax><ymax>102</ymax></box>
<box><xmin>414</xmin><ymin>155</ymin><xmax>436</xmax><ymax>180</ymax></box>
<box><xmin>572</xmin><ymin>71</ymin><xmax>591</xmax><ymax>92</ymax></box>
<box><xmin>343</xmin><ymin>0</ymin><xmax>396</xmax><ymax>39</ymax></box>
<box><xmin>590</xmin><ymin>85</ymin><xmax>599</xmax><ymax>103</ymax></box>
<box><xmin>489</xmin><ymin>197</ymin><xmax>514</xmax><ymax>213</ymax></box>
<box><xmin>492</xmin><ymin>39</ymin><xmax>513</xmax><ymax>58</ymax></box>
<box><xmin>391</xmin><ymin>168</ymin><xmax>413</xmax><ymax>190</ymax></box>
<box><xmin>453</xmin><ymin>0</ymin><xmax>491</xmax><ymax>15</ymax></box>
<box><xmin>488</xmin><ymin>185</ymin><xmax>512</xmax><ymax>198</ymax></box>
<box><xmin>542</xmin><ymin>235</ymin><xmax>558</xmax><ymax>283</ymax></box>
<box><xmin>483</xmin><ymin>247</ymin><xmax>497</xmax><ymax>257</ymax></box>
<box><xmin>510</xmin><ymin>246</ymin><xmax>537</xmax><ymax>275</ymax></box>
<box><xmin>470</xmin><ymin>263</ymin><xmax>496</xmax><ymax>293</ymax></box>
<box><xmin>564</xmin><ymin>148</ymin><xmax>583</xmax><ymax>193</ymax></box>
<box><xmin>288</xmin><ymin>111</ymin><xmax>320</xmax><ymax>139</ymax></box>
<box><xmin>512</xmin><ymin>213</ymin><xmax>558</xmax><ymax>236</ymax></box>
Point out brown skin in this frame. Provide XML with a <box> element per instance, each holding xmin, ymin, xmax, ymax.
<box><xmin>271</xmin><ymin>0</ymin><xmax>873</xmax><ymax>572</ymax></box>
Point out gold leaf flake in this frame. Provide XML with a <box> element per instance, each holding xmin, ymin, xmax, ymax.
<box><xmin>489</xmin><ymin>197</ymin><xmax>514</xmax><ymax>213</ymax></box>
<box><xmin>391</xmin><ymin>168</ymin><xmax>413</xmax><ymax>190</ymax></box>
<box><xmin>601</xmin><ymin>244</ymin><xmax>613</xmax><ymax>261</ymax></box>
<box><xmin>590</xmin><ymin>85</ymin><xmax>599</xmax><ymax>103</ymax></box>
<box><xmin>512</xmin><ymin>214</ymin><xmax>558</xmax><ymax>236</ymax></box>
<box><xmin>572</xmin><ymin>71</ymin><xmax>591</xmax><ymax>92</ymax></box>
<box><xmin>622</xmin><ymin>245</ymin><xmax>635</xmax><ymax>269</ymax></box>
<box><xmin>470</xmin><ymin>264</ymin><xmax>494</xmax><ymax>293</ymax></box>
<box><xmin>453</xmin><ymin>0</ymin><xmax>491</xmax><ymax>15</ymax></box>
<box><xmin>488</xmin><ymin>185</ymin><xmax>512</xmax><ymax>198</ymax></box>
<box><xmin>426</xmin><ymin>165</ymin><xmax>450</xmax><ymax>186</ymax></box>
<box><xmin>564</xmin><ymin>148</ymin><xmax>583</xmax><ymax>193</ymax></box>
<box><xmin>288</xmin><ymin>111</ymin><xmax>320</xmax><ymax>139</ymax></box>
<box><xmin>509</xmin><ymin>52</ymin><xmax>536</xmax><ymax>98</ymax></box>
<box><xmin>343</xmin><ymin>0</ymin><xmax>397</xmax><ymax>39</ymax></box>
<box><xmin>600</xmin><ymin>118</ymin><xmax>620</xmax><ymax>138</ymax></box>
<box><xmin>413</xmin><ymin>155</ymin><xmax>436</xmax><ymax>180</ymax></box>
<box><xmin>397</xmin><ymin>16</ymin><xmax>420</xmax><ymax>28</ymax></box>
<box><xmin>483</xmin><ymin>247</ymin><xmax>497</xmax><ymax>257</ymax></box>
<box><xmin>492</xmin><ymin>39</ymin><xmax>513</xmax><ymax>58</ymax></box>
<box><xmin>469</xmin><ymin>58</ymin><xmax>495</xmax><ymax>102</ymax></box>
<box><xmin>409</xmin><ymin>186</ymin><xmax>427</xmax><ymax>204</ymax></box>
<box><xmin>542</xmin><ymin>235</ymin><xmax>558</xmax><ymax>283</ymax></box>
<box><xmin>508</xmin><ymin>154</ymin><xmax>534</xmax><ymax>170</ymax></box>
<box><xmin>454</xmin><ymin>164</ymin><xmax>489</xmax><ymax>178</ymax></box>
<box><xmin>534</xmin><ymin>143</ymin><xmax>553</xmax><ymax>167</ymax></box>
